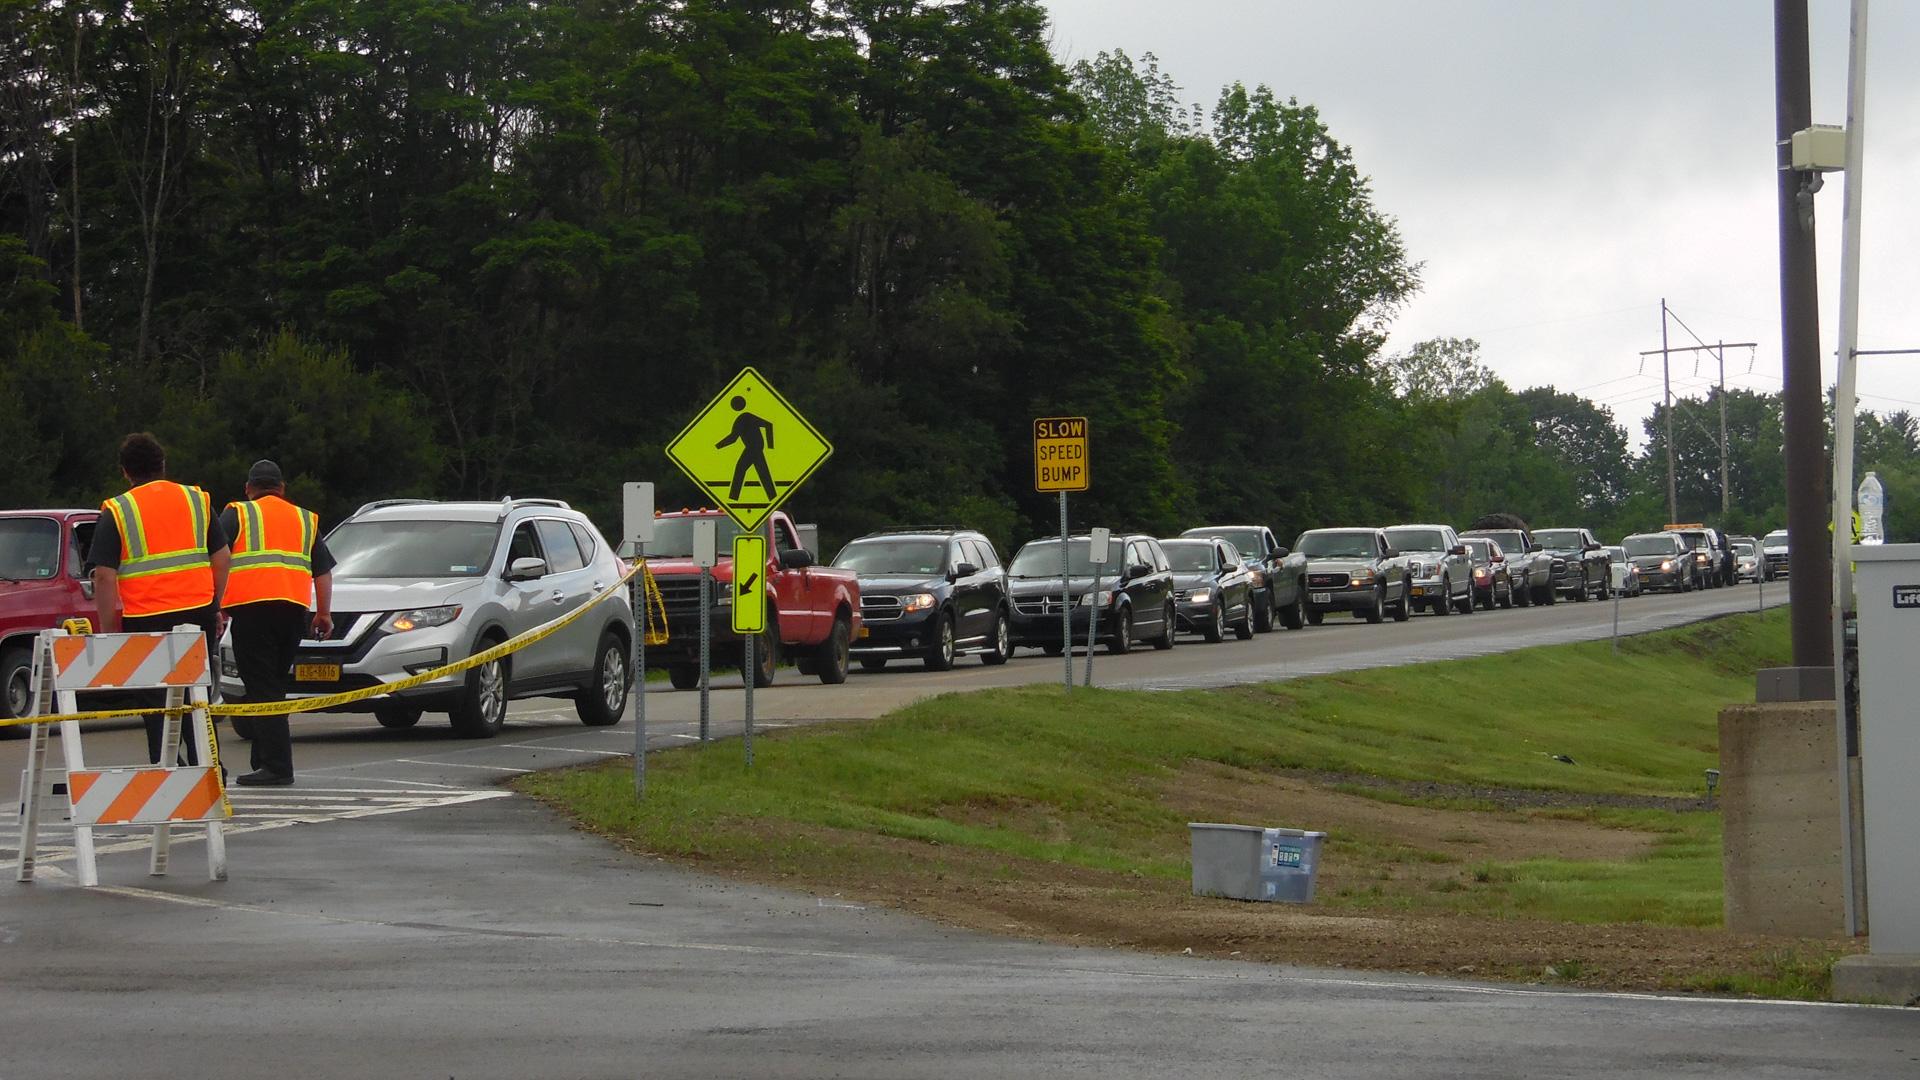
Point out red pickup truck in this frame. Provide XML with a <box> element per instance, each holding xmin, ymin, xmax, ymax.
<box><xmin>639</xmin><ymin>509</ymin><xmax>861</xmax><ymax>688</ymax></box>
<box><xmin>1</xmin><ymin>509</ymin><xmax>101</xmax><ymax>733</ymax></box>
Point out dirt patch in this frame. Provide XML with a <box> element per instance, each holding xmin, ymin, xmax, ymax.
<box><xmin>1279</xmin><ymin>767</ymin><xmax>1713</xmax><ymax>812</ymax></box>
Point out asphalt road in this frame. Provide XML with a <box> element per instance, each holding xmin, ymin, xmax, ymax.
<box><xmin>8</xmin><ymin>581</ymin><xmax>1913</xmax><ymax>1078</ymax></box>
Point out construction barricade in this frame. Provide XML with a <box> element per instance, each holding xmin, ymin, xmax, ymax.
<box><xmin>14</xmin><ymin>626</ymin><xmax>229</xmax><ymax>887</ymax></box>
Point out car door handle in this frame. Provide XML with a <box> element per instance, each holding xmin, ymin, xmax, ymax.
<box><xmin>550</xmin><ymin>589</ymin><xmax>567</xmax><ymax>604</ymax></box>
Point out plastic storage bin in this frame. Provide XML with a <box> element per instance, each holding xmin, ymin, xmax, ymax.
<box><xmin>1188</xmin><ymin>822</ymin><xmax>1326</xmax><ymax>904</ymax></box>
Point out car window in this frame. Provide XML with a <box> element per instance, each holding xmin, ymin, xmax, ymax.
<box><xmin>1160</xmin><ymin>541</ymin><xmax>1214</xmax><ymax>573</ymax></box>
<box><xmin>974</xmin><ymin>538</ymin><xmax>1001</xmax><ymax>569</ymax></box>
<box><xmin>568</xmin><ymin>522</ymin><xmax>598</xmax><ymax>564</ymax></box>
<box><xmin>1150</xmin><ymin>540</ymin><xmax>1170</xmax><ymax>572</ymax></box>
<box><xmin>773</xmin><ymin>519</ymin><xmax>800</xmax><ymax>553</ymax></box>
<box><xmin>961</xmin><ymin>539</ymin><xmax>987</xmax><ymax>570</ymax></box>
<box><xmin>536</xmin><ymin>519</ymin><xmax>587</xmax><ymax>574</ymax></box>
<box><xmin>0</xmin><ymin>518</ymin><xmax>61</xmax><ymax>581</ymax></box>
<box><xmin>1383</xmin><ymin>527</ymin><xmax>1448</xmax><ymax>552</ymax></box>
<box><xmin>329</xmin><ymin>519</ymin><xmax>504</xmax><ymax>578</ymax></box>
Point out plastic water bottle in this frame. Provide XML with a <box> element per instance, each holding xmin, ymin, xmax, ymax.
<box><xmin>1858</xmin><ymin>471</ymin><xmax>1885</xmax><ymax>545</ymax></box>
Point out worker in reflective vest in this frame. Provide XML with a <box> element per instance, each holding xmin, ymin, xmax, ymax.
<box><xmin>220</xmin><ymin>459</ymin><xmax>335</xmax><ymax>787</ymax></box>
<box><xmin>88</xmin><ymin>433</ymin><xmax>230</xmax><ymax>766</ymax></box>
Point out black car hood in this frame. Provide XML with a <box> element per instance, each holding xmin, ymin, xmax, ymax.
<box><xmin>852</xmin><ymin>573</ymin><xmax>946</xmax><ymax>593</ymax></box>
<box><xmin>1008</xmin><ymin>575</ymin><xmax>1105</xmax><ymax>597</ymax></box>
<box><xmin>1170</xmin><ymin>571</ymin><xmax>1219</xmax><ymax>591</ymax></box>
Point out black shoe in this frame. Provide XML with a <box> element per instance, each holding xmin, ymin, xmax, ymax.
<box><xmin>236</xmin><ymin>770</ymin><xmax>294</xmax><ymax>787</ymax></box>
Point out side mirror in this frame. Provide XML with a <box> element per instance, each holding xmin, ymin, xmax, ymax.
<box><xmin>1530</xmin><ymin>542</ymin><xmax>1544</xmax><ymax>553</ymax></box>
<box><xmin>1273</xmin><ymin>546</ymin><xmax>1290</xmax><ymax>559</ymax></box>
<box><xmin>507</xmin><ymin>556</ymin><xmax>548</xmax><ymax>581</ymax></box>
<box><xmin>951</xmin><ymin>562</ymin><xmax>980</xmax><ymax>580</ymax></box>
<box><xmin>1585</xmin><ymin>543</ymin><xmax>1603</xmax><ymax>553</ymax></box>
<box><xmin>1128</xmin><ymin>562</ymin><xmax>1151</xmax><ymax>580</ymax></box>
<box><xmin>779</xmin><ymin>548</ymin><xmax>815</xmax><ymax>570</ymax></box>
<box><xmin>1449</xmin><ymin>545</ymin><xmax>1467</xmax><ymax>557</ymax></box>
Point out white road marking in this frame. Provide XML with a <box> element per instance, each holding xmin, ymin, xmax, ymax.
<box><xmin>499</xmin><ymin>743</ymin><xmax>626</xmax><ymax>756</ymax></box>
<box><xmin>391</xmin><ymin>758</ymin><xmax>533</xmax><ymax>773</ymax></box>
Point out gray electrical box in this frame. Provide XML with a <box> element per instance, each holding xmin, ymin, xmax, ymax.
<box><xmin>1852</xmin><ymin>545</ymin><xmax>1920</xmax><ymax>953</ymax></box>
<box><xmin>1189</xmin><ymin>823</ymin><xmax>1326</xmax><ymax>904</ymax></box>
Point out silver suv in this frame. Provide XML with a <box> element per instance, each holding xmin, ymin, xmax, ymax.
<box><xmin>218</xmin><ymin>498</ymin><xmax>635</xmax><ymax>738</ymax></box>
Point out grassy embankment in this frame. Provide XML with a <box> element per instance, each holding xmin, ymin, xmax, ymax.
<box><xmin>522</xmin><ymin>608</ymin><xmax>1854</xmax><ymax>997</ymax></box>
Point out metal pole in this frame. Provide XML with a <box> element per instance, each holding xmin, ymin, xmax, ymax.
<box><xmin>1662</xmin><ymin>299</ymin><xmax>1677</xmax><ymax>525</ymax></box>
<box><xmin>743</xmin><ymin>631</ymin><xmax>754</xmax><ymax>767</ymax></box>
<box><xmin>1060</xmin><ymin>492</ymin><xmax>1071</xmax><ymax>693</ymax></box>
<box><xmin>1611</xmin><ymin>574</ymin><xmax>1621</xmax><ymax>654</ymax></box>
<box><xmin>698</xmin><ymin>565</ymin><xmax>711</xmax><ymax>742</ymax></box>
<box><xmin>1827</xmin><ymin>0</ymin><xmax>1871</xmax><ymax>938</ymax></box>
<box><xmin>1085</xmin><ymin>559</ymin><xmax>1100</xmax><ymax>687</ymax></box>
<box><xmin>632</xmin><ymin>547</ymin><xmax>647</xmax><ymax>799</ymax></box>
<box><xmin>1775</xmin><ymin>0</ymin><xmax>1834</xmax><ymax>668</ymax></box>
<box><xmin>1717</xmin><ymin>342</ymin><xmax>1731</xmax><ymax>516</ymax></box>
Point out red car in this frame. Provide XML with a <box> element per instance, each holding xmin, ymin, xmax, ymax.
<box><xmin>0</xmin><ymin>509</ymin><xmax>103</xmax><ymax>733</ymax></box>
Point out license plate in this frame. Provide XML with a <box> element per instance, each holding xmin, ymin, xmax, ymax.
<box><xmin>1410</xmin><ymin>586</ymin><xmax>1425</xmax><ymax>597</ymax></box>
<box><xmin>1310</xmin><ymin>592</ymin><xmax>1331</xmax><ymax>604</ymax></box>
<box><xmin>294</xmin><ymin>663</ymin><xmax>341</xmax><ymax>682</ymax></box>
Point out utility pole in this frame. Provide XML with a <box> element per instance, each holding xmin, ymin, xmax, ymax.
<box><xmin>1662</xmin><ymin>299</ymin><xmax>1676</xmax><ymax>524</ymax></box>
<box><xmin>1638</xmin><ymin>309</ymin><xmax>1754</xmax><ymax>524</ymax></box>
<box><xmin>1775</xmin><ymin>0</ymin><xmax>1832</xmax><ymax>668</ymax></box>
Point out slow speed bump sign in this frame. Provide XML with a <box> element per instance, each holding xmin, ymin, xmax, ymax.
<box><xmin>667</xmin><ymin>367</ymin><xmax>833</xmax><ymax>532</ymax></box>
<box><xmin>1034</xmin><ymin>416</ymin><xmax>1089</xmax><ymax>492</ymax></box>
<box><xmin>731</xmin><ymin>533</ymin><xmax>768</xmax><ymax>634</ymax></box>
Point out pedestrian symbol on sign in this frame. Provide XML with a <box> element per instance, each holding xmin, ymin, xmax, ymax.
<box><xmin>666</xmin><ymin>367</ymin><xmax>833</xmax><ymax>532</ymax></box>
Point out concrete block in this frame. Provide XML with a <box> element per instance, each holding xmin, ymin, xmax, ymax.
<box><xmin>1754</xmin><ymin>666</ymin><xmax>1835</xmax><ymax>703</ymax></box>
<box><xmin>1719</xmin><ymin>702</ymin><xmax>1848</xmax><ymax>938</ymax></box>
<box><xmin>1831</xmin><ymin>954</ymin><xmax>1920</xmax><ymax>1005</ymax></box>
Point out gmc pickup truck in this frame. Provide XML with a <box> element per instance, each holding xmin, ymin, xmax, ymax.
<box><xmin>640</xmin><ymin>509</ymin><xmax>861</xmax><ymax>688</ymax></box>
<box><xmin>1</xmin><ymin>509</ymin><xmax>101</xmax><ymax>734</ymax></box>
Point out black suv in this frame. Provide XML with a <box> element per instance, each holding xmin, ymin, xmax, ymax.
<box><xmin>1180</xmin><ymin>524</ymin><xmax>1307</xmax><ymax>631</ymax></box>
<box><xmin>831</xmin><ymin>528</ymin><xmax>1012</xmax><ymax>671</ymax></box>
<box><xmin>1532</xmin><ymin>527</ymin><xmax>1611</xmax><ymax>601</ymax></box>
<box><xmin>1007</xmin><ymin>533</ymin><xmax>1177</xmax><ymax>655</ymax></box>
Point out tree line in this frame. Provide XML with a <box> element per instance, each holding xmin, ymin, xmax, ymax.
<box><xmin>3</xmin><ymin>2</ymin><xmax>1911</xmax><ymax>551</ymax></box>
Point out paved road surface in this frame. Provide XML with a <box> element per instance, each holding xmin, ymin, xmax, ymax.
<box><xmin>11</xmin><ymin>583</ymin><xmax>1910</xmax><ymax>1078</ymax></box>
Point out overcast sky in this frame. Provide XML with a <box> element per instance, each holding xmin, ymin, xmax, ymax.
<box><xmin>1040</xmin><ymin>0</ymin><xmax>1919</xmax><ymax>446</ymax></box>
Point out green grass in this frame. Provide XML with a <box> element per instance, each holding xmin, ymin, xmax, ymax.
<box><xmin>521</xmin><ymin>609</ymin><xmax>1855</xmax><ymax>996</ymax></box>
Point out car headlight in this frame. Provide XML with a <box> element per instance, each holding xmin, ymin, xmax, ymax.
<box><xmin>1349</xmin><ymin>570</ymin><xmax>1376</xmax><ymax>586</ymax></box>
<box><xmin>1189</xmin><ymin>588</ymin><xmax>1213</xmax><ymax>604</ymax></box>
<box><xmin>1247</xmin><ymin>569</ymin><xmax>1265</xmax><ymax>586</ymax></box>
<box><xmin>1660</xmin><ymin>560</ymin><xmax>1674</xmax><ymax>571</ymax></box>
<box><xmin>383</xmin><ymin>606</ymin><xmax>461</xmax><ymax>633</ymax></box>
<box><xmin>901</xmin><ymin>592</ymin><xmax>936</xmax><ymax>613</ymax></box>
<box><xmin>1077</xmin><ymin>590</ymin><xmax>1112</xmax><ymax>608</ymax></box>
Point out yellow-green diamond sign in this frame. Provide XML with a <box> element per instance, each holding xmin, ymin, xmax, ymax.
<box><xmin>666</xmin><ymin>367</ymin><xmax>833</xmax><ymax>532</ymax></box>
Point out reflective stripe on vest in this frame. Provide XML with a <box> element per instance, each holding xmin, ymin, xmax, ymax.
<box><xmin>103</xmin><ymin>482</ymin><xmax>214</xmax><ymax>617</ymax></box>
<box><xmin>224</xmin><ymin>494</ymin><xmax>317</xmax><ymax>608</ymax></box>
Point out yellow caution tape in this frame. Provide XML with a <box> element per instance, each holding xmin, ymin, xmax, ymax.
<box><xmin>0</xmin><ymin>559</ymin><xmax>658</xmax><ymax>729</ymax></box>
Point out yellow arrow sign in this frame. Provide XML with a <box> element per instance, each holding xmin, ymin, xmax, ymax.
<box><xmin>731</xmin><ymin>533</ymin><xmax>768</xmax><ymax>634</ymax></box>
<box><xmin>666</xmin><ymin>367</ymin><xmax>833</xmax><ymax>532</ymax></box>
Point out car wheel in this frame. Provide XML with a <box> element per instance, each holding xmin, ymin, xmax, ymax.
<box><xmin>1233</xmin><ymin>600</ymin><xmax>1255</xmax><ymax>640</ymax></box>
<box><xmin>0</xmin><ymin>644</ymin><xmax>32</xmax><ymax>739</ymax></box>
<box><xmin>1203</xmin><ymin>602</ymin><xmax>1225</xmax><ymax>643</ymax></box>
<box><xmin>1433</xmin><ymin>580</ymin><xmax>1452</xmax><ymax>615</ymax></box>
<box><xmin>1514</xmin><ymin>581</ymin><xmax>1531</xmax><ymax>607</ymax></box>
<box><xmin>1107</xmin><ymin>608</ymin><xmax>1133</xmax><ymax>655</ymax></box>
<box><xmin>1364</xmin><ymin>586</ymin><xmax>1385</xmax><ymax>624</ymax></box>
<box><xmin>1391</xmin><ymin>581</ymin><xmax>1412</xmax><ymax>622</ymax></box>
<box><xmin>450</xmin><ymin>647</ymin><xmax>509</xmax><ymax>738</ymax></box>
<box><xmin>859</xmin><ymin>657</ymin><xmax>888</xmax><ymax>672</ymax></box>
<box><xmin>815</xmin><ymin>615</ymin><xmax>851</xmax><ymax>685</ymax></box>
<box><xmin>924</xmin><ymin>612</ymin><xmax>958</xmax><ymax>671</ymax></box>
<box><xmin>1541</xmin><ymin>585</ymin><xmax>1558</xmax><ymax>606</ymax></box>
<box><xmin>1153</xmin><ymin>602</ymin><xmax>1176</xmax><ymax>650</ymax></box>
<box><xmin>1499</xmin><ymin>582</ymin><xmax>1513</xmax><ymax>609</ymax></box>
<box><xmin>980</xmin><ymin>610</ymin><xmax>1013</xmax><ymax>666</ymax></box>
<box><xmin>1280</xmin><ymin>586</ymin><xmax>1306</xmax><ymax>630</ymax></box>
<box><xmin>1306</xmin><ymin>607</ymin><xmax>1324</xmax><ymax>626</ymax></box>
<box><xmin>668</xmin><ymin>664</ymin><xmax>700</xmax><ymax>690</ymax></box>
<box><xmin>575</xmin><ymin>629</ymin><xmax>630</xmax><ymax>726</ymax></box>
<box><xmin>752</xmin><ymin>614</ymin><xmax>781</xmax><ymax>688</ymax></box>
<box><xmin>1456</xmin><ymin>587</ymin><xmax>1473</xmax><ymax>614</ymax></box>
<box><xmin>1253</xmin><ymin>591</ymin><xmax>1275</xmax><ymax>633</ymax></box>
<box><xmin>375</xmin><ymin>705</ymin><xmax>423</xmax><ymax>730</ymax></box>
<box><xmin>1598</xmin><ymin>578</ymin><xmax>1612</xmax><ymax>602</ymax></box>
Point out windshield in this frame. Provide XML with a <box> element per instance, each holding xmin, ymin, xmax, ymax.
<box><xmin>1734</xmin><ymin>541</ymin><xmax>1756</xmax><ymax>557</ymax></box>
<box><xmin>1461</xmin><ymin>539</ymin><xmax>1492</xmax><ymax>562</ymax></box>
<box><xmin>0</xmin><ymin>518</ymin><xmax>61</xmax><ymax>581</ymax></box>
<box><xmin>1624</xmin><ymin>535</ymin><xmax>1677</xmax><ymax>557</ymax></box>
<box><xmin>832</xmin><ymin>540</ymin><xmax>947</xmax><ymax>576</ymax></box>
<box><xmin>1604</xmin><ymin>546</ymin><xmax>1626</xmax><ymax>562</ymax></box>
<box><xmin>1470</xmin><ymin>530</ymin><xmax>1526</xmax><ymax>552</ymax></box>
<box><xmin>1383</xmin><ymin>527</ymin><xmax>1448</xmax><ymax>552</ymax></box>
<box><xmin>1295</xmin><ymin>531</ymin><xmax>1375</xmax><ymax>559</ymax></box>
<box><xmin>1010</xmin><ymin>539</ymin><xmax>1119</xmax><ymax>578</ymax></box>
<box><xmin>1189</xmin><ymin>529</ymin><xmax>1263</xmax><ymax>557</ymax></box>
<box><xmin>1673</xmin><ymin>531</ymin><xmax>1710</xmax><ymax>550</ymax></box>
<box><xmin>642</xmin><ymin>516</ymin><xmax>747</xmax><ymax>558</ymax></box>
<box><xmin>1534</xmin><ymin>529</ymin><xmax>1585</xmax><ymax>550</ymax></box>
<box><xmin>1160</xmin><ymin>542</ymin><xmax>1216</xmax><ymax>573</ymax></box>
<box><xmin>1764</xmin><ymin>531</ymin><xmax>1789</xmax><ymax>548</ymax></box>
<box><xmin>328</xmin><ymin>519</ymin><xmax>502</xmax><ymax>578</ymax></box>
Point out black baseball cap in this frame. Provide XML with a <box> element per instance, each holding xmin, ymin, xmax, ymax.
<box><xmin>247</xmin><ymin>459</ymin><xmax>285</xmax><ymax>487</ymax></box>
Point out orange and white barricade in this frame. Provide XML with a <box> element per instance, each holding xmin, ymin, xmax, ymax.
<box><xmin>14</xmin><ymin>626</ymin><xmax>230</xmax><ymax>887</ymax></box>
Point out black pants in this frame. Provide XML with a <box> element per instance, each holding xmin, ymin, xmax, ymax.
<box><xmin>228</xmin><ymin>601</ymin><xmax>309</xmax><ymax>778</ymax></box>
<box><xmin>123</xmin><ymin>607</ymin><xmax>219</xmax><ymax>766</ymax></box>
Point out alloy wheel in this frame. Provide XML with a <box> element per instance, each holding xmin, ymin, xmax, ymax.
<box><xmin>601</xmin><ymin>645</ymin><xmax>628</xmax><ymax>714</ymax></box>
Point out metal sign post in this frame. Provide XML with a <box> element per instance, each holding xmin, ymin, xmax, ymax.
<box><xmin>1034</xmin><ymin>416</ymin><xmax>1090</xmax><ymax>695</ymax></box>
<box><xmin>693</xmin><ymin>519</ymin><xmax>717</xmax><ymax>742</ymax></box>
<box><xmin>624</xmin><ymin>483</ymin><xmax>655</xmax><ymax>797</ymax></box>
<box><xmin>1611</xmin><ymin>571</ymin><xmax>1622</xmax><ymax>654</ymax></box>
<box><xmin>1086</xmin><ymin>527</ymin><xmax>1110</xmax><ymax>686</ymax></box>
<box><xmin>732</xmin><ymin>532</ymin><xmax>768</xmax><ymax>768</ymax></box>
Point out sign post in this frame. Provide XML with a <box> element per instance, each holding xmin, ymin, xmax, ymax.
<box><xmin>667</xmin><ymin>367</ymin><xmax>834</xmax><ymax>756</ymax></box>
<box><xmin>692</xmin><ymin>519</ymin><xmax>717</xmax><ymax>742</ymax></box>
<box><xmin>1034</xmin><ymin>417</ymin><xmax>1090</xmax><ymax>694</ymax></box>
<box><xmin>1086</xmin><ymin>528</ymin><xmax>1110</xmax><ymax>687</ymax></box>
<box><xmin>732</xmin><ymin>532</ymin><xmax>768</xmax><ymax>767</ymax></box>
<box><xmin>623</xmin><ymin>483</ymin><xmax>655</xmax><ymax>797</ymax></box>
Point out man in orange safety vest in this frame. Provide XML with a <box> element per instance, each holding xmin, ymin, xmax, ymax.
<box><xmin>219</xmin><ymin>460</ymin><xmax>335</xmax><ymax>786</ymax></box>
<box><xmin>89</xmin><ymin>433</ymin><xmax>231</xmax><ymax>765</ymax></box>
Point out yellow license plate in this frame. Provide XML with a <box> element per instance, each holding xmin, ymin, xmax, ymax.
<box><xmin>294</xmin><ymin>663</ymin><xmax>341</xmax><ymax>682</ymax></box>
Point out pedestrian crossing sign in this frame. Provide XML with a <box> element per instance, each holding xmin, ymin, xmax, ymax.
<box><xmin>666</xmin><ymin>367</ymin><xmax>833</xmax><ymax>532</ymax></box>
